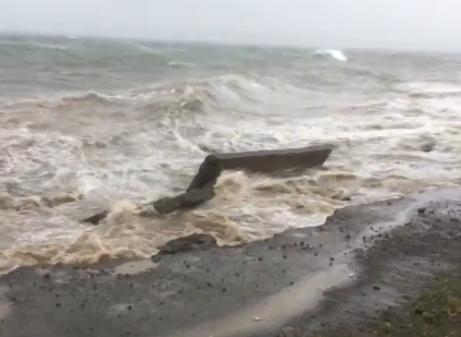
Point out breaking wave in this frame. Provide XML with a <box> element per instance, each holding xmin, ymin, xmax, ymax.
<box><xmin>1</xmin><ymin>73</ymin><xmax>311</xmax><ymax>117</ymax></box>
<box><xmin>314</xmin><ymin>49</ymin><xmax>348</xmax><ymax>62</ymax></box>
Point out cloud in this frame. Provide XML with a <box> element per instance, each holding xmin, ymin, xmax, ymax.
<box><xmin>0</xmin><ymin>0</ymin><xmax>460</xmax><ymax>51</ymax></box>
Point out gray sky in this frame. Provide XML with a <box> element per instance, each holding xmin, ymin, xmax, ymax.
<box><xmin>0</xmin><ymin>0</ymin><xmax>460</xmax><ymax>51</ymax></box>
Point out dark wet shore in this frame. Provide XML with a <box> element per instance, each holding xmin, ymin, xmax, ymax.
<box><xmin>1</xmin><ymin>187</ymin><xmax>461</xmax><ymax>337</ymax></box>
<box><xmin>315</xmin><ymin>269</ymin><xmax>461</xmax><ymax>337</ymax></box>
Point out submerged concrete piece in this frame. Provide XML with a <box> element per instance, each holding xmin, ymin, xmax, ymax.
<box><xmin>184</xmin><ymin>144</ymin><xmax>334</xmax><ymax>193</ymax></box>
<box><xmin>186</xmin><ymin>155</ymin><xmax>222</xmax><ymax>192</ymax></box>
<box><xmin>81</xmin><ymin>144</ymin><xmax>334</xmax><ymax>224</ymax></box>
<box><xmin>80</xmin><ymin>187</ymin><xmax>215</xmax><ymax>224</ymax></box>
<box><xmin>213</xmin><ymin>144</ymin><xmax>333</xmax><ymax>173</ymax></box>
<box><xmin>153</xmin><ymin>185</ymin><xmax>215</xmax><ymax>214</ymax></box>
<box><xmin>80</xmin><ymin>210</ymin><xmax>109</xmax><ymax>225</ymax></box>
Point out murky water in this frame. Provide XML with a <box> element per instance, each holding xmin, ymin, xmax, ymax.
<box><xmin>1</xmin><ymin>34</ymin><xmax>461</xmax><ymax>273</ymax></box>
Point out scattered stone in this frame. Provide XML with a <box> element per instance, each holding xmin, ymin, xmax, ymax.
<box><xmin>277</xmin><ymin>327</ymin><xmax>301</xmax><ymax>337</ymax></box>
<box><xmin>152</xmin><ymin>233</ymin><xmax>217</xmax><ymax>260</ymax></box>
<box><xmin>417</xmin><ymin>207</ymin><xmax>427</xmax><ymax>215</ymax></box>
<box><xmin>420</xmin><ymin>141</ymin><xmax>436</xmax><ymax>152</ymax></box>
<box><xmin>54</xmin><ymin>194</ymin><xmax>83</xmax><ymax>206</ymax></box>
<box><xmin>81</xmin><ymin>210</ymin><xmax>110</xmax><ymax>225</ymax></box>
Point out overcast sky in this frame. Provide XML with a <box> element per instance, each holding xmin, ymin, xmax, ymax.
<box><xmin>0</xmin><ymin>0</ymin><xmax>460</xmax><ymax>51</ymax></box>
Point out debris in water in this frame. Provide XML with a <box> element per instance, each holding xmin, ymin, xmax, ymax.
<box><xmin>253</xmin><ymin>316</ymin><xmax>262</xmax><ymax>321</ymax></box>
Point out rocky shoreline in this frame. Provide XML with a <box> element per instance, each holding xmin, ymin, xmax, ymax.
<box><xmin>1</xmin><ymin>187</ymin><xmax>461</xmax><ymax>337</ymax></box>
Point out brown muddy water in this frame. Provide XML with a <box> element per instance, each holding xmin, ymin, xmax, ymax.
<box><xmin>1</xmin><ymin>34</ymin><xmax>461</xmax><ymax>273</ymax></box>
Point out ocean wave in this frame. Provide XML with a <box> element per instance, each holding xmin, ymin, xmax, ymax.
<box><xmin>394</xmin><ymin>81</ymin><xmax>461</xmax><ymax>99</ymax></box>
<box><xmin>0</xmin><ymin>169</ymin><xmax>350</xmax><ymax>272</ymax></box>
<box><xmin>313</xmin><ymin>49</ymin><xmax>348</xmax><ymax>62</ymax></box>
<box><xmin>0</xmin><ymin>37</ymin><xmax>189</xmax><ymax>67</ymax></box>
<box><xmin>0</xmin><ymin>92</ymin><xmax>124</xmax><ymax>111</ymax></box>
<box><xmin>0</xmin><ymin>191</ymin><xmax>83</xmax><ymax>211</ymax></box>
<box><xmin>0</xmin><ymin>39</ymin><xmax>70</xmax><ymax>51</ymax></box>
<box><xmin>129</xmin><ymin>42</ymin><xmax>186</xmax><ymax>55</ymax></box>
<box><xmin>2</xmin><ymin>46</ymin><xmax>461</xmax><ymax>273</ymax></box>
<box><xmin>60</xmin><ymin>92</ymin><xmax>125</xmax><ymax>104</ymax></box>
<box><xmin>0</xmin><ymin>73</ymin><xmax>298</xmax><ymax>116</ymax></box>
<box><xmin>167</xmin><ymin>61</ymin><xmax>198</xmax><ymax>68</ymax></box>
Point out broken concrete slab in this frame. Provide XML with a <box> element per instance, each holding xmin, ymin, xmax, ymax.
<box><xmin>184</xmin><ymin>144</ymin><xmax>334</xmax><ymax>192</ymax></box>
<box><xmin>80</xmin><ymin>144</ymin><xmax>334</xmax><ymax>224</ymax></box>
<box><xmin>80</xmin><ymin>186</ymin><xmax>216</xmax><ymax>224</ymax></box>
<box><xmin>186</xmin><ymin>155</ymin><xmax>222</xmax><ymax>192</ymax></box>
<box><xmin>213</xmin><ymin>144</ymin><xmax>333</xmax><ymax>173</ymax></box>
<box><xmin>153</xmin><ymin>185</ymin><xmax>215</xmax><ymax>214</ymax></box>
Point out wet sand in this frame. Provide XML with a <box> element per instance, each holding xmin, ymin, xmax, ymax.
<box><xmin>0</xmin><ymin>187</ymin><xmax>461</xmax><ymax>336</ymax></box>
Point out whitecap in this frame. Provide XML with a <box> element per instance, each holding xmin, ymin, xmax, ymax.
<box><xmin>313</xmin><ymin>49</ymin><xmax>348</xmax><ymax>62</ymax></box>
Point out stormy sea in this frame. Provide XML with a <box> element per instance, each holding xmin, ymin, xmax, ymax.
<box><xmin>0</xmin><ymin>33</ymin><xmax>460</xmax><ymax>273</ymax></box>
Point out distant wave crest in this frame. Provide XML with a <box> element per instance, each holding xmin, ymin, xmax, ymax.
<box><xmin>313</xmin><ymin>49</ymin><xmax>347</xmax><ymax>62</ymax></box>
<box><xmin>0</xmin><ymin>39</ymin><xmax>69</xmax><ymax>51</ymax></box>
<box><xmin>167</xmin><ymin>61</ymin><xmax>198</xmax><ymax>68</ymax></box>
